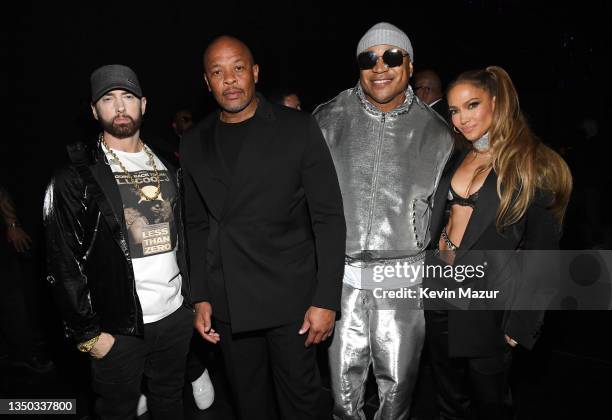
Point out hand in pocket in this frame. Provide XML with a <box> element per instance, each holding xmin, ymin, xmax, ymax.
<box><xmin>90</xmin><ymin>332</ymin><xmax>116</xmax><ymax>359</ymax></box>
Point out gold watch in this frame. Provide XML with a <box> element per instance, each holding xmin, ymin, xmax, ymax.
<box><xmin>77</xmin><ymin>335</ymin><xmax>100</xmax><ymax>352</ymax></box>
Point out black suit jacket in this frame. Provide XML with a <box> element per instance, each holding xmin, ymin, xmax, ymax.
<box><xmin>180</xmin><ymin>97</ymin><xmax>346</xmax><ymax>333</ymax></box>
<box><xmin>431</xmin><ymin>98</ymin><xmax>450</xmax><ymax>124</ymax></box>
<box><xmin>426</xmin><ymin>149</ymin><xmax>560</xmax><ymax>357</ymax></box>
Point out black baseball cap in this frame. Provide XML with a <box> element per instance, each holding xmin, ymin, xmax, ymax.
<box><xmin>90</xmin><ymin>64</ymin><xmax>143</xmax><ymax>103</ymax></box>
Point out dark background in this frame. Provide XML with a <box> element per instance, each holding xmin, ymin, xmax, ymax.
<box><xmin>8</xmin><ymin>0</ymin><xmax>610</xmax><ymax>216</ymax></box>
<box><xmin>0</xmin><ymin>0</ymin><xmax>612</xmax><ymax>418</ymax></box>
<box><xmin>3</xmin><ymin>1</ymin><xmax>612</xmax><ymax>417</ymax></box>
<box><xmin>6</xmin><ymin>0</ymin><xmax>610</xmax><ymax>356</ymax></box>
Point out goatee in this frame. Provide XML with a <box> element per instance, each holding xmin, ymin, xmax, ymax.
<box><xmin>100</xmin><ymin>114</ymin><xmax>142</xmax><ymax>138</ymax></box>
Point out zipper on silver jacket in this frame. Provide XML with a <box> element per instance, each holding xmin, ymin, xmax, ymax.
<box><xmin>364</xmin><ymin>112</ymin><xmax>385</xmax><ymax>250</ymax></box>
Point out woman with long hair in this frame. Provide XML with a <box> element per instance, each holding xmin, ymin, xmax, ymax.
<box><xmin>424</xmin><ymin>66</ymin><xmax>572</xmax><ymax>419</ymax></box>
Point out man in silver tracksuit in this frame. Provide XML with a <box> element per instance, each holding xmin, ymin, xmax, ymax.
<box><xmin>313</xmin><ymin>22</ymin><xmax>453</xmax><ymax>420</ymax></box>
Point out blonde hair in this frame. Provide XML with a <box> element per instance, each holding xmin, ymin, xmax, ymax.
<box><xmin>448</xmin><ymin>66</ymin><xmax>572</xmax><ymax>231</ymax></box>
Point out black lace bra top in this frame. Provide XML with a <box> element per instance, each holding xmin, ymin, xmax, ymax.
<box><xmin>447</xmin><ymin>184</ymin><xmax>479</xmax><ymax>209</ymax></box>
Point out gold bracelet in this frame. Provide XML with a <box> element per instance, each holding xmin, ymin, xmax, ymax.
<box><xmin>77</xmin><ymin>335</ymin><xmax>100</xmax><ymax>353</ymax></box>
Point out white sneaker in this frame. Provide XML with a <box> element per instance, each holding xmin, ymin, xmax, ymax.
<box><xmin>136</xmin><ymin>394</ymin><xmax>147</xmax><ymax>417</ymax></box>
<box><xmin>192</xmin><ymin>369</ymin><xmax>214</xmax><ymax>410</ymax></box>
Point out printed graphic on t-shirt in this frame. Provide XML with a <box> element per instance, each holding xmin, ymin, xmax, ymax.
<box><xmin>114</xmin><ymin>170</ymin><xmax>177</xmax><ymax>259</ymax></box>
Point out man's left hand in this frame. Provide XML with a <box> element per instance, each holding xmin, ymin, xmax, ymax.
<box><xmin>505</xmin><ymin>334</ymin><xmax>518</xmax><ymax>347</ymax></box>
<box><xmin>299</xmin><ymin>306</ymin><xmax>336</xmax><ymax>347</ymax></box>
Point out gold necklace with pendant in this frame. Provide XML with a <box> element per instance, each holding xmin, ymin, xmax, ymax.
<box><xmin>100</xmin><ymin>133</ymin><xmax>161</xmax><ymax>201</ymax></box>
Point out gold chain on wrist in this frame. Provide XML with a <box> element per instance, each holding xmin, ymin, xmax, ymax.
<box><xmin>77</xmin><ymin>334</ymin><xmax>100</xmax><ymax>352</ymax></box>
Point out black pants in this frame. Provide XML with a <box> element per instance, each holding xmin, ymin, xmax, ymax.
<box><xmin>185</xmin><ymin>330</ymin><xmax>208</xmax><ymax>383</ymax></box>
<box><xmin>425</xmin><ymin>310</ymin><xmax>513</xmax><ymax>420</ymax></box>
<box><xmin>215</xmin><ymin>319</ymin><xmax>320</xmax><ymax>420</ymax></box>
<box><xmin>91</xmin><ymin>305</ymin><xmax>193</xmax><ymax>420</ymax></box>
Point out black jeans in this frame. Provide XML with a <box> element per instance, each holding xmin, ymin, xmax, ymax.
<box><xmin>425</xmin><ymin>310</ymin><xmax>513</xmax><ymax>420</ymax></box>
<box><xmin>91</xmin><ymin>305</ymin><xmax>193</xmax><ymax>420</ymax></box>
<box><xmin>185</xmin><ymin>330</ymin><xmax>208</xmax><ymax>383</ymax></box>
<box><xmin>215</xmin><ymin>319</ymin><xmax>320</xmax><ymax>420</ymax></box>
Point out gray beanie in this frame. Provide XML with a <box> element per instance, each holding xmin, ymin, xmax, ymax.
<box><xmin>356</xmin><ymin>22</ymin><xmax>413</xmax><ymax>63</ymax></box>
<box><xmin>90</xmin><ymin>64</ymin><xmax>143</xmax><ymax>103</ymax></box>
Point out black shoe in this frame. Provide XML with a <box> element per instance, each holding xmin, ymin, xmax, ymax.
<box><xmin>10</xmin><ymin>355</ymin><xmax>55</xmax><ymax>373</ymax></box>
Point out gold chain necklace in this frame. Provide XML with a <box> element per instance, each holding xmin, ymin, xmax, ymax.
<box><xmin>100</xmin><ymin>133</ymin><xmax>161</xmax><ymax>201</ymax></box>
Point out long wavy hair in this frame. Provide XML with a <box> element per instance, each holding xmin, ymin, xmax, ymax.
<box><xmin>448</xmin><ymin>66</ymin><xmax>572</xmax><ymax>231</ymax></box>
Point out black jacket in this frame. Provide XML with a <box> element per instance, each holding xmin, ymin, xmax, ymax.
<box><xmin>431</xmin><ymin>98</ymin><xmax>450</xmax><ymax>124</ymax></box>
<box><xmin>180</xmin><ymin>96</ymin><xmax>346</xmax><ymax>333</ymax></box>
<box><xmin>44</xmin><ymin>140</ymin><xmax>190</xmax><ymax>343</ymax></box>
<box><xmin>425</xmin><ymin>148</ymin><xmax>561</xmax><ymax>357</ymax></box>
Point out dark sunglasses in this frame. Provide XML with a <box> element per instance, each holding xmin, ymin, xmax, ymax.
<box><xmin>357</xmin><ymin>49</ymin><xmax>409</xmax><ymax>70</ymax></box>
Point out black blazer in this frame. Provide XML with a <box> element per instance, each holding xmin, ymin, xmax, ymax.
<box><xmin>426</xmin><ymin>149</ymin><xmax>561</xmax><ymax>357</ymax></box>
<box><xmin>180</xmin><ymin>97</ymin><xmax>346</xmax><ymax>333</ymax></box>
<box><xmin>431</xmin><ymin>98</ymin><xmax>450</xmax><ymax>124</ymax></box>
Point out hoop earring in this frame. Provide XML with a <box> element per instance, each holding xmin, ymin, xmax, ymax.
<box><xmin>453</xmin><ymin>126</ymin><xmax>460</xmax><ymax>134</ymax></box>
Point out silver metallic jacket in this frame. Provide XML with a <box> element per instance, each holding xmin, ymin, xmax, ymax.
<box><xmin>313</xmin><ymin>84</ymin><xmax>453</xmax><ymax>264</ymax></box>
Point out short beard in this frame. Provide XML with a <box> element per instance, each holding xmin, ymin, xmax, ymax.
<box><xmin>219</xmin><ymin>93</ymin><xmax>254</xmax><ymax>114</ymax></box>
<box><xmin>99</xmin><ymin>114</ymin><xmax>142</xmax><ymax>138</ymax></box>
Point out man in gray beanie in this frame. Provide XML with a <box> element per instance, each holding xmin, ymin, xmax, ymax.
<box><xmin>314</xmin><ymin>22</ymin><xmax>453</xmax><ymax>419</ymax></box>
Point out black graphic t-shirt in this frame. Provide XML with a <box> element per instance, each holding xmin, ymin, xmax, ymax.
<box><xmin>103</xmin><ymin>143</ymin><xmax>183</xmax><ymax>323</ymax></box>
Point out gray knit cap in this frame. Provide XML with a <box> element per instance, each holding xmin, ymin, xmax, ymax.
<box><xmin>356</xmin><ymin>22</ymin><xmax>413</xmax><ymax>63</ymax></box>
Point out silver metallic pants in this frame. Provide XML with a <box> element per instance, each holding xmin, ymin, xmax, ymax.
<box><xmin>329</xmin><ymin>284</ymin><xmax>425</xmax><ymax>420</ymax></box>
